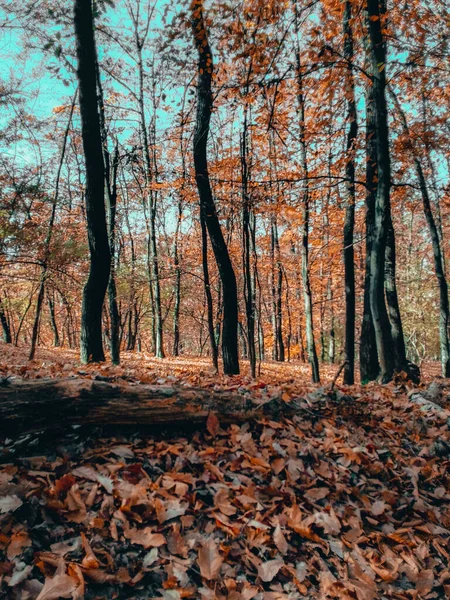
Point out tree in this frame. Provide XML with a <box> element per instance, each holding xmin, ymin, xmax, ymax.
<box><xmin>190</xmin><ymin>0</ymin><xmax>239</xmax><ymax>375</ymax></box>
<box><xmin>293</xmin><ymin>0</ymin><xmax>319</xmax><ymax>383</ymax></box>
<box><xmin>366</xmin><ymin>0</ymin><xmax>403</xmax><ymax>381</ymax></box>
<box><xmin>342</xmin><ymin>0</ymin><xmax>357</xmax><ymax>385</ymax></box>
<box><xmin>74</xmin><ymin>0</ymin><xmax>111</xmax><ymax>363</ymax></box>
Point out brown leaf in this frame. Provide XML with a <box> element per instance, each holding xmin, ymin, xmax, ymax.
<box><xmin>416</xmin><ymin>569</ymin><xmax>434</xmax><ymax>595</ymax></box>
<box><xmin>206</xmin><ymin>411</ymin><xmax>220</xmax><ymax>438</ymax></box>
<box><xmin>7</xmin><ymin>530</ymin><xmax>31</xmax><ymax>559</ymax></box>
<box><xmin>198</xmin><ymin>538</ymin><xmax>223</xmax><ymax>580</ymax></box>
<box><xmin>81</xmin><ymin>532</ymin><xmax>100</xmax><ymax>569</ymax></box>
<box><xmin>167</xmin><ymin>525</ymin><xmax>189</xmax><ymax>557</ymax></box>
<box><xmin>273</xmin><ymin>525</ymin><xmax>288</xmax><ymax>555</ymax></box>
<box><xmin>258</xmin><ymin>559</ymin><xmax>284</xmax><ymax>583</ymax></box>
<box><xmin>371</xmin><ymin>500</ymin><xmax>389</xmax><ymax>516</ymax></box>
<box><xmin>36</xmin><ymin>562</ymin><xmax>81</xmax><ymax>600</ymax></box>
<box><xmin>125</xmin><ymin>527</ymin><xmax>166</xmax><ymax>549</ymax></box>
<box><xmin>305</xmin><ymin>487</ymin><xmax>330</xmax><ymax>501</ymax></box>
<box><xmin>214</xmin><ymin>487</ymin><xmax>236</xmax><ymax>516</ymax></box>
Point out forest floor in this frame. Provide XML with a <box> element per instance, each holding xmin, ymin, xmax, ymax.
<box><xmin>0</xmin><ymin>343</ymin><xmax>449</xmax><ymax>599</ymax></box>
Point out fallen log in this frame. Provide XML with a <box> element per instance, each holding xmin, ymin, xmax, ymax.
<box><xmin>0</xmin><ymin>377</ymin><xmax>292</xmax><ymax>437</ymax></box>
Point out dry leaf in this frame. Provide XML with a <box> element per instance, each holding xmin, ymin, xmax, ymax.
<box><xmin>416</xmin><ymin>569</ymin><xmax>434</xmax><ymax>595</ymax></box>
<box><xmin>198</xmin><ymin>539</ymin><xmax>223</xmax><ymax>580</ymax></box>
<box><xmin>7</xmin><ymin>530</ymin><xmax>31</xmax><ymax>559</ymax></box>
<box><xmin>371</xmin><ymin>500</ymin><xmax>389</xmax><ymax>516</ymax></box>
<box><xmin>206</xmin><ymin>412</ymin><xmax>220</xmax><ymax>438</ymax></box>
<box><xmin>258</xmin><ymin>559</ymin><xmax>284</xmax><ymax>582</ymax></box>
<box><xmin>273</xmin><ymin>525</ymin><xmax>288</xmax><ymax>555</ymax></box>
<box><xmin>0</xmin><ymin>495</ymin><xmax>23</xmax><ymax>514</ymax></box>
<box><xmin>36</xmin><ymin>564</ymin><xmax>81</xmax><ymax>600</ymax></box>
<box><xmin>81</xmin><ymin>532</ymin><xmax>99</xmax><ymax>569</ymax></box>
<box><xmin>125</xmin><ymin>527</ymin><xmax>166</xmax><ymax>548</ymax></box>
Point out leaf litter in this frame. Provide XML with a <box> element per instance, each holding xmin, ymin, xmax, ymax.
<box><xmin>0</xmin><ymin>351</ymin><xmax>450</xmax><ymax>598</ymax></box>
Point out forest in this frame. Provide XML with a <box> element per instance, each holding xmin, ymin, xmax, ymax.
<box><xmin>1</xmin><ymin>0</ymin><xmax>450</xmax><ymax>598</ymax></box>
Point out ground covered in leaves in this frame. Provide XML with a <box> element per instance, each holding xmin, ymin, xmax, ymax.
<box><xmin>0</xmin><ymin>344</ymin><xmax>449</xmax><ymax>599</ymax></box>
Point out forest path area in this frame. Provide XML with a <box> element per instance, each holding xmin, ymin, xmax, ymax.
<box><xmin>0</xmin><ymin>342</ymin><xmax>442</xmax><ymax>390</ymax></box>
<box><xmin>0</xmin><ymin>343</ymin><xmax>449</xmax><ymax>599</ymax></box>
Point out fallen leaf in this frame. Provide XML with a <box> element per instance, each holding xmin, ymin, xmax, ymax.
<box><xmin>198</xmin><ymin>538</ymin><xmax>223</xmax><ymax>580</ymax></box>
<box><xmin>258</xmin><ymin>559</ymin><xmax>284</xmax><ymax>583</ymax></box>
<box><xmin>125</xmin><ymin>527</ymin><xmax>166</xmax><ymax>549</ymax></box>
<box><xmin>143</xmin><ymin>547</ymin><xmax>159</xmax><ymax>568</ymax></box>
<box><xmin>206</xmin><ymin>412</ymin><xmax>220</xmax><ymax>438</ymax></box>
<box><xmin>416</xmin><ymin>569</ymin><xmax>434</xmax><ymax>595</ymax></box>
<box><xmin>273</xmin><ymin>525</ymin><xmax>288</xmax><ymax>555</ymax></box>
<box><xmin>0</xmin><ymin>495</ymin><xmax>23</xmax><ymax>514</ymax></box>
<box><xmin>7</xmin><ymin>530</ymin><xmax>31</xmax><ymax>559</ymax></box>
<box><xmin>81</xmin><ymin>532</ymin><xmax>100</xmax><ymax>569</ymax></box>
<box><xmin>305</xmin><ymin>487</ymin><xmax>330</xmax><ymax>501</ymax></box>
<box><xmin>36</xmin><ymin>568</ymin><xmax>80</xmax><ymax>600</ymax></box>
<box><xmin>371</xmin><ymin>500</ymin><xmax>389</xmax><ymax>516</ymax></box>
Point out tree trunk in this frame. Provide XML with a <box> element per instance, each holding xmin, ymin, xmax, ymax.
<box><xmin>105</xmin><ymin>146</ymin><xmax>120</xmax><ymax>366</ymax></box>
<box><xmin>366</xmin><ymin>0</ymin><xmax>396</xmax><ymax>381</ymax></box>
<box><xmin>241</xmin><ymin>107</ymin><xmax>256</xmax><ymax>377</ymax></box>
<box><xmin>96</xmin><ymin>61</ymin><xmax>121</xmax><ymax>366</ymax></box>
<box><xmin>275</xmin><ymin>241</ymin><xmax>285</xmax><ymax>362</ymax></box>
<box><xmin>327</xmin><ymin>281</ymin><xmax>335</xmax><ymax>364</ymax></box>
<box><xmin>0</xmin><ymin>301</ymin><xmax>12</xmax><ymax>344</ymax></box>
<box><xmin>385</xmin><ymin>218</ymin><xmax>407</xmax><ymax>369</ymax></box>
<box><xmin>173</xmin><ymin>226</ymin><xmax>182</xmax><ymax>356</ymax></box>
<box><xmin>130</xmin><ymin>10</ymin><xmax>164</xmax><ymax>359</ymax></box>
<box><xmin>0</xmin><ymin>378</ymin><xmax>305</xmax><ymax>438</ymax></box>
<box><xmin>191</xmin><ymin>0</ymin><xmax>239</xmax><ymax>375</ymax></box>
<box><xmin>294</xmin><ymin>2</ymin><xmax>319</xmax><ymax>382</ymax></box>
<box><xmin>15</xmin><ymin>288</ymin><xmax>35</xmax><ymax>346</ymax></box>
<box><xmin>360</xmin><ymin>85</ymin><xmax>380</xmax><ymax>383</ymax></box>
<box><xmin>342</xmin><ymin>0</ymin><xmax>357</xmax><ymax>385</ymax></box>
<box><xmin>74</xmin><ymin>0</ymin><xmax>111</xmax><ymax>364</ymax></box>
<box><xmin>173</xmin><ymin>112</ymin><xmax>185</xmax><ymax>357</ymax></box>
<box><xmin>201</xmin><ymin>212</ymin><xmax>218</xmax><ymax>371</ymax></box>
<box><xmin>47</xmin><ymin>294</ymin><xmax>60</xmax><ymax>347</ymax></box>
<box><xmin>270</xmin><ymin>216</ymin><xmax>284</xmax><ymax>362</ymax></box>
<box><xmin>29</xmin><ymin>284</ymin><xmax>46</xmax><ymax>361</ymax></box>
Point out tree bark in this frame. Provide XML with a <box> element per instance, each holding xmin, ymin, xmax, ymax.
<box><xmin>342</xmin><ymin>0</ymin><xmax>357</xmax><ymax>385</ymax></box>
<box><xmin>360</xmin><ymin>85</ymin><xmax>380</xmax><ymax>383</ymax></box>
<box><xmin>0</xmin><ymin>378</ymin><xmax>299</xmax><ymax>438</ymax></box>
<box><xmin>173</xmin><ymin>104</ymin><xmax>186</xmax><ymax>357</ymax></box>
<box><xmin>47</xmin><ymin>293</ymin><xmax>60</xmax><ymax>347</ymax></box>
<box><xmin>201</xmin><ymin>212</ymin><xmax>218</xmax><ymax>371</ymax></box>
<box><xmin>0</xmin><ymin>301</ymin><xmax>11</xmax><ymax>344</ymax></box>
<box><xmin>366</xmin><ymin>0</ymin><xmax>396</xmax><ymax>381</ymax></box>
<box><xmin>96</xmin><ymin>62</ymin><xmax>121</xmax><ymax>365</ymax></box>
<box><xmin>385</xmin><ymin>218</ymin><xmax>407</xmax><ymax>369</ymax></box>
<box><xmin>294</xmin><ymin>0</ymin><xmax>319</xmax><ymax>382</ymax></box>
<box><xmin>74</xmin><ymin>0</ymin><xmax>111</xmax><ymax>364</ymax></box>
<box><xmin>173</xmin><ymin>202</ymin><xmax>182</xmax><ymax>356</ymax></box>
<box><xmin>191</xmin><ymin>0</ymin><xmax>239</xmax><ymax>375</ymax></box>
<box><xmin>129</xmin><ymin>6</ymin><xmax>164</xmax><ymax>359</ymax></box>
<box><xmin>242</xmin><ymin>107</ymin><xmax>256</xmax><ymax>377</ymax></box>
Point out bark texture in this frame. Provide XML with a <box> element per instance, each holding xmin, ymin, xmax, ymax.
<box><xmin>74</xmin><ymin>0</ymin><xmax>111</xmax><ymax>363</ymax></box>
<box><xmin>342</xmin><ymin>0</ymin><xmax>357</xmax><ymax>385</ymax></box>
<box><xmin>366</xmin><ymin>0</ymin><xmax>397</xmax><ymax>381</ymax></box>
<box><xmin>0</xmin><ymin>378</ymin><xmax>296</xmax><ymax>437</ymax></box>
<box><xmin>191</xmin><ymin>0</ymin><xmax>239</xmax><ymax>375</ymax></box>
